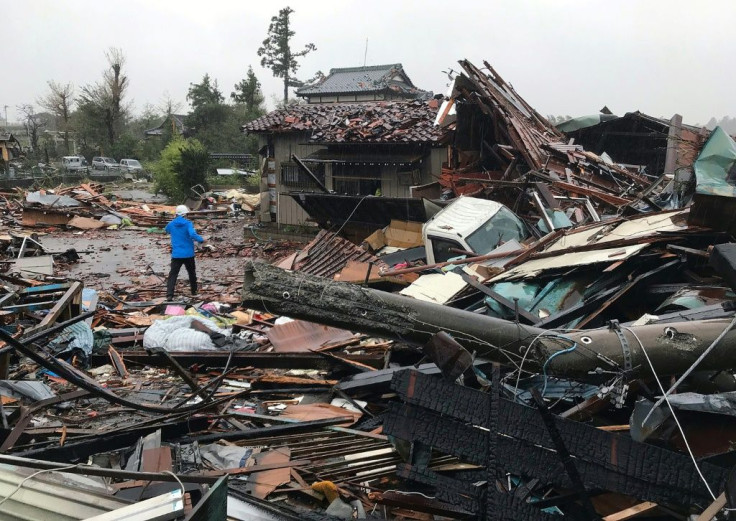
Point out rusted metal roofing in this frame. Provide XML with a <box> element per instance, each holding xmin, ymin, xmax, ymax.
<box><xmin>242</xmin><ymin>100</ymin><xmax>445</xmax><ymax>144</ymax></box>
<box><xmin>276</xmin><ymin>229</ymin><xmax>388</xmax><ymax>279</ymax></box>
<box><xmin>266</xmin><ymin>319</ymin><xmax>354</xmax><ymax>352</ymax></box>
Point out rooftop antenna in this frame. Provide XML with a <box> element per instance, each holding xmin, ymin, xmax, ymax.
<box><xmin>363</xmin><ymin>38</ymin><xmax>368</xmax><ymax>68</ymax></box>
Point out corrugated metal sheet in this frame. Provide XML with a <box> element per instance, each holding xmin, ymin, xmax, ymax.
<box><xmin>0</xmin><ymin>464</ymin><xmax>129</xmax><ymax>521</ymax></box>
<box><xmin>266</xmin><ymin>319</ymin><xmax>354</xmax><ymax>353</ymax></box>
<box><xmin>492</xmin><ymin>245</ymin><xmax>647</xmax><ymax>281</ymax></box>
<box><xmin>284</xmin><ymin>230</ymin><xmax>388</xmax><ymax>279</ymax></box>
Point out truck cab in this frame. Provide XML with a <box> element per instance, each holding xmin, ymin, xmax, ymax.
<box><xmin>423</xmin><ymin>196</ymin><xmax>530</xmax><ymax>264</ymax></box>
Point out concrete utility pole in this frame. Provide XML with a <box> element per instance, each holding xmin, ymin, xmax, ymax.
<box><xmin>242</xmin><ymin>261</ymin><xmax>736</xmax><ymax>380</ymax></box>
<box><xmin>3</xmin><ymin>106</ymin><xmax>7</xmax><ymax>132</ymax></box>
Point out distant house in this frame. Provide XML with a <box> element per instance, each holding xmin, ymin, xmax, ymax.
<box><xmin>296</xmin><ymin>64</ymin><xmax>429</xmax><ymax>104</ymax></box>
<box><xmin>242</xmin><ymin>99</ymin><xmax>447</xmax><ymax>228</ymax></box>
<box><xmin>144</xmin><ymin>114</ymin><xmax>188</xmax><ymax>138</ymax></box>
<box><xmin>0</xmin><ymin>133</ymin><xmax>22</xmax><ymax>162</ymax></box>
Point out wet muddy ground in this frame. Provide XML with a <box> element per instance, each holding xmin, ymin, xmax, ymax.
<box><xmin>35</xmin><ymin>207</ymin><xmax>299</xmax><ymax>303</ymax></box>
<box><xmin>38</xmin><ymin>216</ymin><xmax>254</xmax><ymax>297</ymax></box>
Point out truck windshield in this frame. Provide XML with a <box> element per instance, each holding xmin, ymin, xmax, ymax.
<box><xmin>465</xmin><ymin>206</ymin><xmax>529</xmax><ymax>254</ymax></box>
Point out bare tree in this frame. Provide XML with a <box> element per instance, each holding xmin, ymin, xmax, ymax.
<box><xmin>38</xmin><ymin>81</ymin><xmax>74</xmax><ymax>154</ymax></box>
<box><xmin>16</xmin><ymin>104</ymin><xmax>47</xmax><ymax>155</ymax></box>
<box><xmin>159</xmin><ymin>91</ymin><xmax>182</xmax><ymax>117</ymax></box>
<box><xmin>77</xmin><ymin>47</ymin><xmax>130</xmax><ymax>146</ymax></box>
<box><xmin>105</xmin><ymin>47</ymin><xmax>128</xmax><ymax>143</ymax></box>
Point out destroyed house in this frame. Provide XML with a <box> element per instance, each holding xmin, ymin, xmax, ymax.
<box><xmin>296</xmin><ymin>63</ymin><xmax>429</xmax><ymax>104</ymax></box>
<box><xmin>559</xmin><ymin>111</ymin><xmax>706</xmax><ymax>177</ymax></box>
<box><xmin>242</xmin><ymin>100</ymin><xmax>448</xmax><ymax>227</ymax></box>
<box><xmin>0</xmin><ymin>133</ymin><xmax>22</xmax><ymax>162</ymax></box>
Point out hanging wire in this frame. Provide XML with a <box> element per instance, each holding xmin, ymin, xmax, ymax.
<box><xmin>0</xmin><ymin>464</ymin><xmax>81</xmax><ymax>509</ymax></box>
<box><xmin>333</xmin><ymin>194</ymin><xmax>370</xmax><ymax>237</ymax></box>
<box><xmin>622</xmin><ymin>325</ymin><xmax>717</xmax><ymax>501</ymax></box>
<box><xmin>642</xmin><ymin>314</ymin><xmax>736</xmax><ymax>426</ymax></box>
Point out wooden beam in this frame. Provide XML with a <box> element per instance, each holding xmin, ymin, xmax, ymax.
<box><xmin>696</xmin><ymin>492</ymin><xmax>726</xmax><ymax>521</ymax></box>
<box><xmin>24</xmin><ymin>281</ymin><xmax>83</xmax><ymax>336</ymax></box>
<box><xmin>603</xmin><ymin>501</ymin><xmax>658</xmax><ymax>521</ymax></box>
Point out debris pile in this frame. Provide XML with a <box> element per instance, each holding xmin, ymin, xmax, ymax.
<box><xmin>3</xmin><ymin>58</ymin><xmax>736</xmax><ymax>521</ymax></box>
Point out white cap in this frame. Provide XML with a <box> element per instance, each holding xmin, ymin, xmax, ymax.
<box><xmin>175</xmin><ymin>205</ymin><xmax>189</xmax><ymax>216</ymax></box>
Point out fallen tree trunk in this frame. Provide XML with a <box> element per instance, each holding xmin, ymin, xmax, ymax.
<box><xmin>242</xmin><ymin>261</ymin><xmax>736</xmax><ymax>379</ymax></box>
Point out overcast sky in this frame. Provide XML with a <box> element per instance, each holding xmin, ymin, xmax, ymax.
<box><xmin>5</xmin><ymin>0</ymin><xmax>735</xmax><ymax>126</ymax></box>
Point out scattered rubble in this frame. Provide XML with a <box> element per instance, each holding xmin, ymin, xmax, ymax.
<box><xmin>2</xmin><ymin>58</ymin><xmax>736</xmax><ymax>521</ymax></box>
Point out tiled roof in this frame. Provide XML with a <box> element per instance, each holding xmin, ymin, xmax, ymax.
<box><xmin>296</xmin><ymin>64</ymin><xmax>425</xmax><ymax>98</ymax></box>
<box><xmin>144</xmin><ymin>114</ymin><xmax>188</xmax><ymax>136</ymax></box>
<box><xmin>242</xmin><ymin>100</ymin><xmax>445</xmax><ymax>144</ymax></box>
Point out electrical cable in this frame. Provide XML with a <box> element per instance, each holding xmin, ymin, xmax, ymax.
<box><xmin>541</xmin><ymin>338</ymin><xmax>577</xmax><ymax>397</ymax></box>
<box><xmin>512</xmin><ymin>342</ymin><xmax>535</xmax><ymax>402</ymax></box>
<box><xmin>642</xmin><ymin>314</ymin><xmax>736</xmax><ymax>426</ymax></box>
<box><xmin>248</xmin><ymin>225</ymin><xmax>269</xmax><ymax>243</ymax></box>
<box><xmin>171</xmin><ymin>338</ymin><xmax>236</xmax><ymax>409</ymax></box>
<box><xmin>332</xmin><ymin>195</ymin><xmax>369</xmax><ymax>237</ymax></box>
<box><xmin>622</xmin><ymin>325</ymin><xmax>717</xmax><ymax>501</ymax></box>
<box><xmin>163</xmin><ymin>470</ymin><xmax>185</xmax><ymax>497</ymax></box>
<box><xmin>0</xmin><ymin>463</ymin><xmax>80</xmax><ymax>509</ymax></box>
<box><xmin>382</xmin><ymin>489</ymin><xmax>436</xmax><ymax>500</ymax></box>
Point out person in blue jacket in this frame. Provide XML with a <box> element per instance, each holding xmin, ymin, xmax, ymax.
<box><xmin>165</xmin><ymin>205</ymin><xmax>204</xmax><ymax>300</ymax></box>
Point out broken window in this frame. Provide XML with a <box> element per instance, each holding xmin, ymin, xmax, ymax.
<box><xmin>332</xmin><ymin>164</ymin><xmax>382</xmax><ymax>195</ymax></box>
<box><xmin>466</xmin><ymin>206</ymin><xmax>530</xmax><ymax>253</ymax></box>
<box><xmin>429</xmin><ymin>236</ymin><xmax>465</xmax><ymax>263</ymax></box>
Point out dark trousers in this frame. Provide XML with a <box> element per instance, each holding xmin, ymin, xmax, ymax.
<box><xmin>166</xmin><ymin>257</ymin><xmax>197</xmax><ymax>299</ymax></box>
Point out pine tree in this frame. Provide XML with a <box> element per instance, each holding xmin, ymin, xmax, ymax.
<box><xmin>257</xmin><ymin>6</ymin><xmax>316</xmax><ymax>104</ymax></box>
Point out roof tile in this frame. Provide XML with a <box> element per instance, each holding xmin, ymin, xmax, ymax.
<box><xmin>242</xmin><ymin>100</ymin><xmax>445</xmax><ymax>144</ymax></box>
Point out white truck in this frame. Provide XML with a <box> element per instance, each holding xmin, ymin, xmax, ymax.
<box><xmin>60</xmin><ymin>156</ymin><xmax>88</xmax><ymax>172</ymax></box>
<box><xmin>422</xmin><ymin>196</ymin><xmax>530</xmax><ymax>264</ymax></box>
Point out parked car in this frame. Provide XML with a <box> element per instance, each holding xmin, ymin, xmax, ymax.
<box><xmin>119</xmin><ymin>158</ymin><xmax>143</xmax><ymax>174</ymax></box>
<box><xmin>91</xmin><ymin>156</ymin><xmax>119</xmax><ymax>171</ymax></box>
<box><xmin>60</xmin><ymin>156</ymin><xmax>88</xmax><ymax>172</ymax></box>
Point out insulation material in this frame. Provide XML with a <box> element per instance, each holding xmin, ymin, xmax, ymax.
<box><xmin>400</xmin><ymin>271</ymin><xmax>467</xmax><ymax>304</ymax></box>
<box><xmin>143</xmin><ymin>316</ymin><xmax>231</xmax><ymax>351</ymax></box>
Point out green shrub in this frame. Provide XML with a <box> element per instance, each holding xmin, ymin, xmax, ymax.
<box><xmin>151</xmin><ymin>137</ymin><xmax>209</xmax><ymax>202</ymax></box>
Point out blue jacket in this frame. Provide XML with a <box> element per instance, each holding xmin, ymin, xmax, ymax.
<box><xmin>165</xmin><ymin>215</ymin><xmax>204</xmax><ymax>258</ymax></box>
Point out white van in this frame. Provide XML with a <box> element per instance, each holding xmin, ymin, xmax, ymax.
<box><xmin>61</xmin><ymin>156</ymin><xmax>87</xmax><ymax>172</ymax></box>
<box><xmin>422</xmin><ymin>196</ymin><xmax>531</xmax><ymax>264</ymax></box>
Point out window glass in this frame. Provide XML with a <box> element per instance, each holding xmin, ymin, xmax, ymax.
<box><xmin>430</xmin><ymin>237</ymin><xmax>464</xmax><ymax>263</ymax></box>
<box><xmin>465</xmin><ymin>207</ymin><xmax>529</xmax><ymax>254</ymax></box>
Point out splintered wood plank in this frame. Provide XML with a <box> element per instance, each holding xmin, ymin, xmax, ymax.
<box><xmin>603</xmin><ymin>502</ymin><xmax>658</xmax><ymax>520</ymax></box>
<box><xmin>696</xmin><ymin>493</ymin><xmax>727</xmax><ymax>521</ymax></box>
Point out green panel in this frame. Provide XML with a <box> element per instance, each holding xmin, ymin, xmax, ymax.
<box><xmin>694</xmin><ymin>126</ymin><xmax>736</xmax><ymax>197</ymax></box>
<box><xmin>185</xmin><ymin>475</ymin><xmax>228</xmax><ymax>521</ymax></box>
